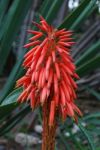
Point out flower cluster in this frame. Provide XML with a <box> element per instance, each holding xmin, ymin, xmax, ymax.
<box><xmin>16</xmin><ymin>16</ymin><xmax>82</xmax><ymax>125</ymax></box>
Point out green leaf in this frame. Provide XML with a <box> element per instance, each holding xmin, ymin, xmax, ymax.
<box><xmin>69</xmin><ymin>0</ymin><xmax>97</xmax><ymax>30</ymax></box>
<box><xmin>0</xmin><ymin>0</ymin><xmax>10</xmax><ymax>24</ymax></box>
<box><xmin>85</xmin><ymin>87</ymin><xmax>100</xmax><ymax>101</ymax></box>
<box><xmin>33</xmin><ymin>0</ymin><xmax>55</xmax><ymax>26</ymax></box>
<box><xmin>75</xmin><ymin>40</ymin><xmax>100</xmax><ymax>67</ymax></box>
<box><xmin>58</xmin><ymin>131</ymin><xmax>71</xmax><ymax>150</ymax></box>
<box><xmin>78</xmin><ymin>120</ymin><xmax>96</xmax><ymax>150</ymax></box>
<box><xmin>39</xmin><ymin>0</ymin><xmax>64</xmax><ymax>23</ymax></box>
<box><xmin>63</xmin><ymin>122</ymin><xmax>84</xmax><ymax>150</ymax></box>
<box><xmin>83</xmin><ymin>112</ymin><xmax>100</xmax><ymax>120</ymax></box>
<box><xmin>1</xmin><ymin>88</ymin><xmax>22</xmax><ymax>106</ymax></box>
<box><xmin>45</xmin><ymin>0</ymin><xmax>64</xmax><ymax>23</ymax></box>
<box><xmin>0</xmin><ymin>53</ymin><xmax>25</xmax><ymax>103</ymax></box>
<box><xmin>76</xmin><ymin>54</ymin><xmax>100</xmax><ymax>77</ymax></box>
<box><xmin>86</xmin><ymin>119</ymin><xmax>100</xmax><ymax>125</ymax></box>
<box><xmin>0</xmin><ymin>0</ymin><xmax>33</xmax><ymax>74</ymax></box>
<box><xmin>58</xmin><ymin>0</ymin><xmax>90</xmax><ymax>29</ymax></box>
<box><xmin>0</xmin><ymin>88</ymin><xmax>22</xmax><ymax>119</ymax></box>
<box><xmin>0</xmin><ymin>106</ymin><xmax>30</xmax><ymax>136</ymax></box>
<box><xmin>0</xmin><ymin>87</ymin><xmax>30</xmax><ymax>136</ymax></box>
<box><xmin>39</xmin><ymin>0</ymin><xmax>54</xmax><ymax>17</ymax></box>
<box><xmin>0</xmin><ymin>103</ymin><xmax>18</xmax><ymax>120</ymax></box>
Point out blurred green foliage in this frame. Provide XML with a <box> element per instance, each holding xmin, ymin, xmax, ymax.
<box><xmin>0</xmin><ymin>0</ymin><xmax>100</xmax><ymax>149</ymax></box>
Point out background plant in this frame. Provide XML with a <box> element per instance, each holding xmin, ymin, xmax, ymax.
<box><xmin>0</xmin><ymin>0</ymin><xmax>100</xmax><ymax>150</ymax></box>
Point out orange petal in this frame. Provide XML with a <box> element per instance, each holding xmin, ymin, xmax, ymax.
<box><xmin>61</xmin><ymin>81</ymin><xmax>70</xmax><ymax>102</ymax></box>
<box><xmin>27</xmin><ymin>29</ymin><xmax>42</xmax><ymax>35</ymax></box>
<box><xmin>52</xmin><ymin>51</ymin><xmax>56</xmax><ymax>62</ymax></box>
<box><xmin>24</xmin><ymin>40</ymin><xmax>40</xmax><ymax>48</ymax></box>
<box><xmin>38</xmin><ymin>68</ymin><xmax>44</xmax><ymax>88</ymax></box>
<box><xmin>46</xmin><ymin>56</ymin><xmax>52</xmax><ymax>71</ymax></box>
<box><xmin>54</xmin><ymin>74</ymin><xmax>59</xmax><ymax>94</ymax></box>
<box><xmin>60</xmin><ymin>86</ymin><xmax>66</xmax><ymax>107</ymax></box>
<box><xmin>47</xmin><ymin>69</ymin><xmax>53</xmax><ymax>88</ymax></box>
<box><xmin>29</xmin><ymin>33</ymin><xmax>43</xmax><ymax>41</ymax></box>
<box><xmin>55</xmin><ymin>62</ymin><xmax>60</xmax><ymax>80</ymax></box>
<box><xmin>60</xmin><ymin>63</ymin><xmax>73</xmax><ymax>75</ymax></box>
<box><xmin>32</xmin><ymin>21</ymin><xmax>47</xmax><ymax>32</ymax></box>
<box><xmin>49</xmin><ymin>100</ymin><xmax>55</xmax><ymax>126</ymax></box>
<box><xmin>66</xmin><ymin>102</ymin><xmax>74</xmax><ymax>117</ymax></box>
<box><xmin>41</xmin><ymin>68</ymin><xmax>46</xmax><ymax>88</ymax></box>
<box><xmin>40</xmin><ymin>86</ymin><xmax>47</xmax><ymax>105</ymax></box>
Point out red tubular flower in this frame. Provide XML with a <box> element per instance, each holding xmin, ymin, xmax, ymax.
<box><xmin>16</xmin><ymin>16</ymin><xmax>82</xmax><ymax>126</ymax></box>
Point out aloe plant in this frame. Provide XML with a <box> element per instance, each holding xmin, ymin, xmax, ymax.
<box><xmin>0</xmin><ymin>0</ymin><xmax>100</xmax><ymax>149</ymax></box>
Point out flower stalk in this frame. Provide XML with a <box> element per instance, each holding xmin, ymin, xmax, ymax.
<box><xmin>42</xmin><ymin>101</ymin><xmax>56</xmax><ymax>150</ymax></box>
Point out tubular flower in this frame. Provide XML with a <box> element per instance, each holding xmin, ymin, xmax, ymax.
<box><xmin>16</xmin><ymin>16</ymin><xmax>82</xmax><ymax>126</ymax></box>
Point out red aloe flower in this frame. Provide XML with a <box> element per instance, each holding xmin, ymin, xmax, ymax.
<box><xmin>16</xmin><ymin>16</ymin><xmax>82</xmax><ymax>126</ymax></box>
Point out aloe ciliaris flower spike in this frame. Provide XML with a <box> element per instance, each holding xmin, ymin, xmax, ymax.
<box><xmin>16</xmin><ymin>16</ymin><xmax>82</xmax><ymax>150</ymax></box>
